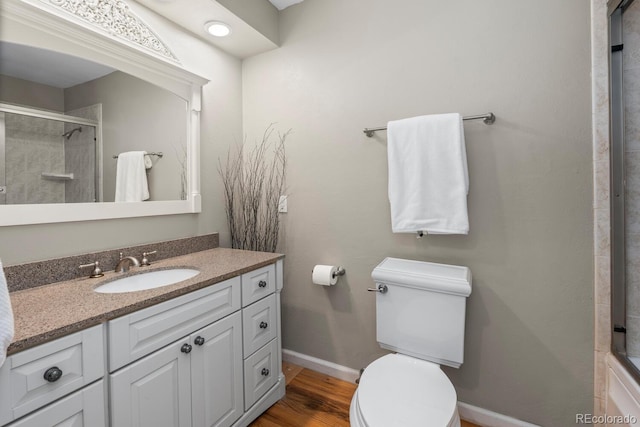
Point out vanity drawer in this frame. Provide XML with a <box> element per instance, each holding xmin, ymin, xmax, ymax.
<box><xmin>241</xmin><ymin>264</ymin><xmax>276</xmax><ymax>307</ymax></box>
<box><xmin>108</xmin><ymin>277</ymin><xmax>241</xmax><ymax>372</ymax></box>
<box><xmin>6</xmin><ymin>380</ymin><xmax>105</xmax><ymax>427</ymax></box>
<box><xmin>243</xmin><ymin>338</ymin><xmax>278</xmax><ymax>411</ymax></box>
<box><xmin>0</xmin><ymin>325</ymin><xmax>104</xmax><ymax>426</ymax></box>
<box><xmin>242</xmin><ymin>294</ymin><xmax>277</xmax><ymax>358</ymax></box>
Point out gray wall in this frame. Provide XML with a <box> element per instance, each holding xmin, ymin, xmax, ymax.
<box><xmin>242</xmin><ymin>0</ymin><xmax>593</xmax><ymax>425</ymax></box>
<box><xmin>64</xmin><ymin>71</ymin><xmax>187</xmax><ymax>202</ymax></box>
<box><xmin>0</xmin><ymin>74</ymin><xmax>64</xmax><ymax>111</ymax></box>
<box><xmin>0</xmin><ymin>6</ymin><xmax>242</xmax><ymax>265</ymax></box>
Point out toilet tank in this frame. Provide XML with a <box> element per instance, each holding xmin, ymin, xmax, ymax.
<box><xmin>371</xmin><ymin>257</ymin><xmax>472</xmax><ymax>368</ymax></box>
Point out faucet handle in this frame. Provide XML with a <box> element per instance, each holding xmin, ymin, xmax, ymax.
<box><xmin>141</xmin><ymin>251</ymin><xmax>157</xmax><ymax>266</ymax></box>
<box><xmin>79</xmin><ymin>261</ymin><xmax>104</xmax><ymax>278</ymax></box>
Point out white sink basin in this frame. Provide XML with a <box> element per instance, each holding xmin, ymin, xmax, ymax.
<box><xmin>94</xmin><ymin>268</ymin><xmax>200</xmax><ymax>294</ymax></box>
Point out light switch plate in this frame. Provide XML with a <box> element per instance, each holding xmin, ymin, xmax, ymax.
<box><xmin>278</xmin><ymin>195</ymin><xmax>288</xmax><ymax>213</ymax></box>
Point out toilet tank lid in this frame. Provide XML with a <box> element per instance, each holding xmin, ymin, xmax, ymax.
<box><xmin>372</xmin><ymin>257</ymin><xmax>471</xmax><ymax>296</ymax></box>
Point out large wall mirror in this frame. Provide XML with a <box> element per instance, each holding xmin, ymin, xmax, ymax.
<box><xmin>0</xmin><ymin>0</ymin><xmax>208</xmax><ymax>226</ymax></box>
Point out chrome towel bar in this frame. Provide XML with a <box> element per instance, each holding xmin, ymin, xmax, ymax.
<box><xmin>363</xmin><ymin>112</ymin><xmax>495</xmax><ymax>137</ymax></box>
<box><xmin>113</xmin><ymin>152</ymin><xmax>164</xmax><ymax>159</ymax></box>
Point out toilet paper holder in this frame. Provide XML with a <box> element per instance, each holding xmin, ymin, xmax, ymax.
<box><xmin>312</xmin><ymin>265</ymin><xmax>346</xmax><ymax>286</ymax></box>
<box><xmin>333</xmin><ymin>267</ymin><xmax>346</xmax><ymax>279</ymax></box>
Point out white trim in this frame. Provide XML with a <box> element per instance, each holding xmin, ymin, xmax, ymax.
<box><xmin>457</xmin><ymin>402</ymin><xmax>540</xmax><ymax>427</ymax></box>
<box><xmin>0</xmin><ymin>0</ymin><xmax>208</xmax><ymax>226</ymax></box>
<box><xmin>282</xmin><ymin>349</ymin><xmax>361</xmax><ymax>383</ymax></box>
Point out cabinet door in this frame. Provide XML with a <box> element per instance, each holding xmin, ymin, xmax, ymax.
<box><xmin>190</xmin><ymin>312</ymin><xmax>243</xmax><ymax>427</ymax></box>
<box><xmin>110</xmin><ymin>340</ymin><xmax>192</xmax><ymax>427</ymax></box>
<box><xmin>7</xmin><ymin>380</ymin><xmax>105</xmax><ymax>427</ymax></box>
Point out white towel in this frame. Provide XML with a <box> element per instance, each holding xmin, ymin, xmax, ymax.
<box><xmin>115</xmin><ymin>151</ymin><xmax>150</xmax><ymax>202</ymax></box>
<box><xmin>387</xmin><ymin>113</ymin><xmax>469</xmax><ymax>234</ymax></box>
<box><xmin>0</xmin><ymin>259</ymin><xmax>14</xmax><ymax>368</ymax></box>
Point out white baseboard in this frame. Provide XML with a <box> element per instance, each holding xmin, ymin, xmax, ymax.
<box><xmin>282</xmin><ymin>348</ymin><xmax>360</xmax><ymax>383</ymax></box>
<box><xmin>457</xmin><ymin>402</ymin><xmax>540</xmax><ymax>427</ymax></box>
<box><xmin>283</xmin><ymin>349</ymin><xmax>539</xmax><ymax>427</ymax></box>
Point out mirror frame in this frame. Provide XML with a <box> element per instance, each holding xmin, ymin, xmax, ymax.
<box><xmin>0</xmin><ymin>0</ymin><xmax>209</xmax><ymax>226</ymax></box>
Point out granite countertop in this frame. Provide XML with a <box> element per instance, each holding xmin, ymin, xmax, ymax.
<box><xmin>8</xmin><ymin>248</ymin><xmax>284</xmax><ymax>355</ymax></box>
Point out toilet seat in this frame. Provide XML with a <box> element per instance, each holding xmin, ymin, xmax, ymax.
<box><xmin>351</xmin><ymin>353</ymin><xmax>460</xmax><ymax>427</ymax></box>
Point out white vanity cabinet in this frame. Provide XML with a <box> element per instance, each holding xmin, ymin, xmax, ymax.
<box><xmin>0</xmin><ymin>325</ymin><xmax>105</xmax><ymax>427</ymax></box>
<box><xmin>110</xmin><ymin>311</ymin><xmax>243</xmax><ymax>427</ymax></box>
<box><xmin>0</xmin><ymin>259</ymin><xmax>284</xmax><ymax>427</ymax></box>
<box><xmin>108</xmin><ymin>260</ymin><xmax>284</xmax><ymax>427</ymax></box>
<box><xmin>240</xmin><ymin>266</ymin><xmax>279</xmax><ymax>411</ymax></box>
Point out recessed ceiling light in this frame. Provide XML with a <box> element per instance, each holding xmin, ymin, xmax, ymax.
<box><xmin>205</xmin><ymin>21</ymin><xmax>231</xmax><ymax>37</ymax></box>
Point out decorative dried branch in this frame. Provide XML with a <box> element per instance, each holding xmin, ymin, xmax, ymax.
<box><xmin>218</xmin><ymin>124</ymin><xmax>289</xmax><ymax>253</ymax></box>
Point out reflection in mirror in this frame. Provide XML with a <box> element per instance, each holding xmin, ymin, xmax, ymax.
<box><xmin>0</xmin><ymin>41</ymin><xmax>189</xmax><ymax>204</ymax></box>
<box><xmin>0</xmin><ymin>109</ymin><xmax>98</xmax><ymax>204</ymax></box>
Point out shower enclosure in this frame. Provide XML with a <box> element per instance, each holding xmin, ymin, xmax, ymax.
<box><xmin>0</xmin><ymin>104</ymin><xmax>100</xmax><ymax>204</ymax></box>
<box><xmin>610</xmin><ymin>0</ymin><xmax>640</xmax><ymax>378</ymax></box>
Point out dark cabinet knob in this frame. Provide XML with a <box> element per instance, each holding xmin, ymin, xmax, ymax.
<box><xmin>194</xmin><ymin>336</ymin><xmax>205</xmax><ymax>346</ymax></box>
<box><xmin>258</xmin><ymin>280</ymin><xmax>267</xmax><ymax>288</ymax></box>
<box><xmin>43</xmin><ymin>367</ymin><xmax>63</xmax><ymax>383</ymax></box>
<box><xmin>261</xmin><ymin>368</ymin><xmax>270</xmax><ymax>376</ymax></box>
<box><xmin>181</xmin><ymin>343</ymin><xmax>192</xmax><ymax>354</ymax></box>
<box><xmin>259</xmin><ymin>321</ymin><xmax>268</xmax><ymax>329</ymax></box>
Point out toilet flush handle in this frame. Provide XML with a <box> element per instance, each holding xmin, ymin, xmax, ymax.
<box><xmin>367</xmin><ymin>284</ymin><xmax>388</xmax><ymax>294</ymax></box>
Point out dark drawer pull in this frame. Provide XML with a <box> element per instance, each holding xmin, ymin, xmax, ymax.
<box><xmin>194</xmin><ymin>336</ymin><xmax>205</xmax><ymax>346</ymax></box>
<box><xmin>259</xmin><ymin>321</ymin><xmax>268</xmax><ymax>329</ymax></box>
<box><xmin>181</xmin><ymin>343</ymin><xmax>192</xmax><ymax>354</ymax></box>
<box><xmin>43</xmin><ymin>367</ymin><xmax>63</xmax><ymax>383</ymax></box>
<box><xmin>261</xmin><ymin>368</ymin><xmax>270</xmax><ymax>376</ymax></box>
<box><xmin>258</xmin><ymin>280</ymin><xmax>267</xmax><ymax>288</ymax></box>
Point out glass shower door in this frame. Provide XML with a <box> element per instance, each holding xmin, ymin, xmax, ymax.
<box><xmin>0</xmin><ymin>107</ymin><xmax>98</xmax><ymax>205</ymax></box>
<box><xmin>611</xmin><ymin>0</ymin><xmax>640</xmax><ymax>377</ymax></box>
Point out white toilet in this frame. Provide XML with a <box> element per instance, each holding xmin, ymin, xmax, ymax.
<box><xmin>350</xmin><ymin>257</ymin><xmax>472</xmax><ymax>427</ymax></box>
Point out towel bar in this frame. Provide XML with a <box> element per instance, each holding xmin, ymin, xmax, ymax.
<box><xmin>113</xmin><ymin>152</ymin><xmax>164</xmax><ymax>159</ymax></box>
<box><xmin>363</xmin><ymin>112</ymin><xmax>495</xmax><ymax>137</ymax></box>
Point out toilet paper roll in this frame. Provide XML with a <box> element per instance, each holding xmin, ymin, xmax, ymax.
<box><xmin>312</xmin><ymin>265</ymin><xmax>339</xmax><ymax>286</ymax></box>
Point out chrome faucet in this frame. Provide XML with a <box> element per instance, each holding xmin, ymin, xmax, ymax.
<box><xmin>115</xmin><ymin>252</ymin><xmax>140</xmax><ymax>273</ymax></box>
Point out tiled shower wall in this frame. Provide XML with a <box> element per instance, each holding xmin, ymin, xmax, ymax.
<box><xmin>5</xmin><ymin>113</ymin><xmax>65</xmax><ymax>204</ymax></box>
<box><xmin>592</xmin><ymin>0</ymin><xmax>611</xmax><ymax>417</ymax></box>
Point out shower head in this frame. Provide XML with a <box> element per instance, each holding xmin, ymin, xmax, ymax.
<box><xmin>62</xmin><ymin>127</ymin><xmax>82</xmax><ymax>139</ymax></box>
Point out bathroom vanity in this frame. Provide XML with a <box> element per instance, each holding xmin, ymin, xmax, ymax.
<box><xmin>0</xmin><ymin>1</ymin><xmax>286</xmax><ymax>425</ymax></box>
<box><xmin>0</xmin><ymin>247</ymin><xmax>285</xmax><ymax>427</ymax></box>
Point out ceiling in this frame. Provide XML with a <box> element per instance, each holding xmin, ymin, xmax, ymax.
<box><xmin>134</xmin><ymin>0</ymin><xmax>280</xmax><ymax>58</ymax></box>
<box><xmin>134</xmin><ymin>0</ymin><xmax>307</xmax><ymax>58</ymax></box>
<box><xmin>0</xmin><ymin>42</ymin><xmax>115</xmax><ymax>89</ymax></box>
<box><xmin>268</xmin><ymin>0</ymin><xmax>304</xmax><ymax>10</ymax></box>
<box><xmin>0</xmin><ymin>0</ymin><xmax>307</xmax><ymax>81</ymax></box>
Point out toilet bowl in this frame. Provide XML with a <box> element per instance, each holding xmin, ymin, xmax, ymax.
<box><xmin>349</xmin><ymin>354</ymin><xmax>460</xmax><ymax>427</ymax></box>
<box><xmin>350</xmin><ymin>258</ymin><xmax>471</xmax><ymax>427</ymax></box>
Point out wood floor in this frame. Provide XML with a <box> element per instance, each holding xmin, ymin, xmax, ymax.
<box><xmin>250</xmin><ymin>362</ymin><xmax>481</xmax><ymax>427</ymax></box>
